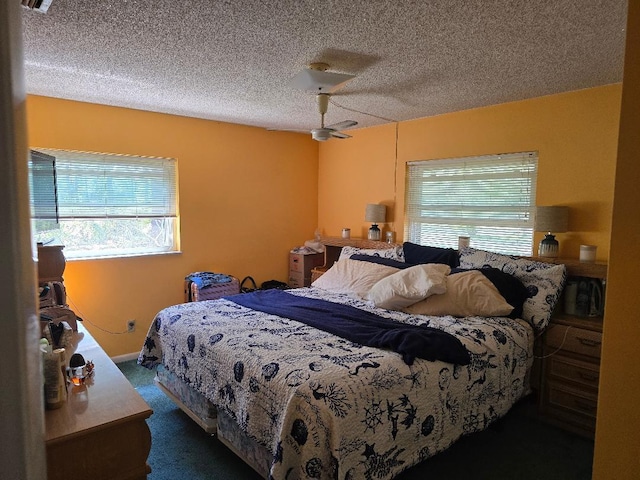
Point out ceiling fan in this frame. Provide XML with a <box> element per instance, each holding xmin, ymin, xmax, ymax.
<box><xmin>310</xmin><ymin>93</ymin><xmax>357</xmax><ymax>141</ymax></box>
<box><xmin>289</xmin><ymin>63</ymin><xmax>358</xmax><ymax>141</ymax></box>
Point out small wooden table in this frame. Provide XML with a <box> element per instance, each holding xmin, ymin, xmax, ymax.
<box><xmin>45</xmin><ymin>324</ymin><xmax>152</xmax><ymax>480</ymax></box>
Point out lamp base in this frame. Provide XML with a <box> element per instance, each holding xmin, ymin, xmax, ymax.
<box><xmin>368</xmin><ymin>224</ymin><xmax>381</xmax><ymax>241</ymax></box>
<box><xmin>37</xmin><ymin>244</ymin><xmax>66</xmax><ymax>282</ymax></box>
<box><xmin>538</xmin><ymin>233</ymin><xmax>559</xmax><ymax>258</ymax></box>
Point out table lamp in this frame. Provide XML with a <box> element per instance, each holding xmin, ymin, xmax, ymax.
<box><xmin>535</xmin><ymin>206</ymin><xmax>569</xmax><ymax>257</ymax></box>
<box><xmin>365</xmin><ymin>204</ymin><xmax>386</xmax><ymax>241</ymax></box>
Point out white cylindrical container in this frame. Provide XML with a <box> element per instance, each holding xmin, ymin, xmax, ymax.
<box><xmin>385</xmin><ymin>231</ymin><xmax>396</xmax><ymax>243</ymax></box>
<box><xmin>43</xmin><ymin>348</ymin><xmax>67</xmax><ymax>409</ymax></box>
<box><xmin>341</xmin><ymin>228</ymin><xmax>351</xmax><ymax>239</ymax></box>
<box><xmin>580</xmin><ymin>245</ymin><xmax>597</xmax><ymax>263</ymax></box>
<box><xmin>458</xmin><ymin>236</ymin><xmax>470</xmax><ymax>250</ymax></box>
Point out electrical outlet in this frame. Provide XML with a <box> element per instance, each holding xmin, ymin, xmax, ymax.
<box><xmin>127</xmin><ymin>319</ymin><xmax>136</xmax><ymax>333</ymax></box>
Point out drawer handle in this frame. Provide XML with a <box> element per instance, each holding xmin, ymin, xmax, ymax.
<box><xmin>576</xmin><ymin>337</ymin><xmax>601</xmax><ymax>348</ymax></box>
<box><xmin>578</xmin><ymin>372</ymin><xmax>599</xmax><ymax>382</ymax></box>
<box><xmin>574</xmin><ymin>399</ymin><xmax>597</xmax><ymax>412</ymax></box>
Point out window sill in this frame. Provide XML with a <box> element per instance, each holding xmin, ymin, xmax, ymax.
<box><xmin>66</xmin><ymin>250</ymin><xmax>182</xmax><ymax>262</ymax></box>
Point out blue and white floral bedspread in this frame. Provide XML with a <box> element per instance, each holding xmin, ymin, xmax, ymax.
<box><xmin>138</xmin><ymin>287</ymin><xmax>533</xmax><ymax>479</ymax></box>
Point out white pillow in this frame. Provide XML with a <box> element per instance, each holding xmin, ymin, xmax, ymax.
<box><xmin>404</xmin><ymin>270</ymin><xmax>514</xmax><ymax>317</ymax></box>
<box><xmin>338</xmin><ymin>245</ymin><xmax>405</xmax><ymax>262</ymax></box>
<box><xmin>368</xmin><ymin>263</ymin><xmax>450</xmax><ymax>310</ymax></box>
<box><xmin>311</xmin><ymin>258</ymin><xmax>399</xmax><ymax>298</ymax></box>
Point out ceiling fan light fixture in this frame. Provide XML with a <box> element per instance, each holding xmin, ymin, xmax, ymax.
<box><xmin>290</xmin><ymin>68</ymin><xmax>355</xmax><ymax>94</ymax></box>
<box><xmin>311</xmin><ymin>128</ymin><xmax>332</xmax><ymax>141</ymax></box>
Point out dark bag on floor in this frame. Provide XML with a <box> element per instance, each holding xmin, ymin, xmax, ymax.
<box><xmin>240</xmin><ymin>276</ymin><xmax>258</xmax><ymax>293</ymax></box>
<box><xmin>261</xmin><ymin>280</ymin><xmax>289</xmax><ymax>290</ymax></box>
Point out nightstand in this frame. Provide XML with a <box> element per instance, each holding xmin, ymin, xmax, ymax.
<box><xmin>537</xmin><ymin>259</ymin><xmax>606</xmax><ymax>438</ymax></box>
<box><xmin>539</xmin><ymin>315</ymin><xmax>602</xmax><ymax>437</ymax></box>
<box><xmin>288</xmin><ymin>252</ymin><xmax>324</xmax><ymax>287</ymax></box>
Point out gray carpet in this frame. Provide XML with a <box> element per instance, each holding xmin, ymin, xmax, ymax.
<box><xmin>117</xmin><ymin>360</ymin><xmax>594</xmax><ymax>479</ymax></box>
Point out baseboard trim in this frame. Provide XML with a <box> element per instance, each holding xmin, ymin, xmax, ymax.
<box><xmin>111</xmin><ymin>352</ymin><xmax>140</xmax><ymax>363</ymax></box>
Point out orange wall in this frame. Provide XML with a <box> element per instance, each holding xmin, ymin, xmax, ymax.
<box><xmin>318</xmin><ymin>124</ymin><xmax>398</xmax><ymax>238</ymax></box>
<box><xmin>26</xmin><ymin>96</ymin><xmax>318</xmax><ymax>356</ymax></box>
<box><xmin>593</xmin><ymin>1</ymin><xmax>640</xmax><ymax>477</ymax></box>
<box><xmin>319</xmin><ymin>85</ymin><xmax>622</xmax><ymax>261</ymax></box>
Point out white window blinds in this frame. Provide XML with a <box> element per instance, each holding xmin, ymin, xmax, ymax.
<box><xmin>38</xmin><ymin>149</ymin><xmax>177</xmax><ymax>220</ymax></box>
<box><xmin>28</xmin><ymin>150</ymin><xmax>58</xmax><ymax>220</ymax></box>
<box><xmin>405</xmin><ymin>151</ymin><xmax>538</xmax><ymax>256</ymax></box>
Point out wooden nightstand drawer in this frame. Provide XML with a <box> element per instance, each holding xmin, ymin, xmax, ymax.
<box><xmin>542</xmin><ymin>388</ymin><xmax>597</xmax><ymax>436</ymax></box>
<box><xmin>547</xmin><ymin>381</ymin><xmax>598</xmax><ymax>419</ymax></box>
<box><xmin>546</xmin><ymin>324</ymin><xmax>603</xmax><ymax>359</ymax></box>
<box><xmin>289</xmin><ymin>254</ymin><xmax>306</xmax><ymax>273</ymax></box>
<box><xmin>547</xmin><ymin>355</ymin><xmax>600</xmax><ymax>389</ymax></box>
<box><xmin>288</xmin><ymin>271</ymin><xmax>304</xmax><ymax>288</ymax></box>
<box><xmin>289</xmin><ymin>252</ymin><xmax>324</xmax><ymax>287</ymax></box>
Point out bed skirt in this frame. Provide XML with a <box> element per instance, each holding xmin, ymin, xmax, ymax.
<box><xmin>155</xmin><ymin>367</ymin><xmax>218</xmax><ymax>433</ymax></box>
<box><xmin>155</xmin><ymin>367</ymin><xmax>271</xmax><ymax>478</ymax></box>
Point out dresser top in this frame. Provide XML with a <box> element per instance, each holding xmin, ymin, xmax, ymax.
<box><xmin>45</xmin><ymin>324</ymin><xmax>151</xmax><ymax>444</ymax></box>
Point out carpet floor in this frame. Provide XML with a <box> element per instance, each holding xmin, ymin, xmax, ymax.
<box><xmin>117</xmin><ymin>360</ymin><xmax>594</xmax><ymax>479</ymax></box>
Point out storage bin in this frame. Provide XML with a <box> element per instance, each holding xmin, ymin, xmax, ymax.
<box><xmin>184</xmin><ymin>275</ymin><xmax>240</xmax><ymax>302</ymax></box>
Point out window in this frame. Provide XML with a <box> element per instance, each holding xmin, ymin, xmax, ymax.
<box><xmin>405</xmin><ymin>152</ymin><xmax>538</xmax><ymax>256</ymax></box>
<box><xmin>31</xmin><ymin>148</ymin><xmax>179</xmax><ymax>260</ymax></box>
<box><xmin>28</xmin><ymin>150</ymin><xmax>59</xmax><ymax>227</ymax></box>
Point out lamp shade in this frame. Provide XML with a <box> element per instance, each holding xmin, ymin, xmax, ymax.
<box><xmin>365</xmin><ymin>204</ymin><xmax>386</xmax><ymax>223</ymax></box>
<box><xmin>534</xmin><ymin>206</ymin><xmax>569</xmax><ymax>233</ymax></box>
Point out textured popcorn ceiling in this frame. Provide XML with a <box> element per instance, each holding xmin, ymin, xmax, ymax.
<box><xmin>21</xmin><ymin>0</ymin><xmax>628</xmax><ymax>136</ymax></box>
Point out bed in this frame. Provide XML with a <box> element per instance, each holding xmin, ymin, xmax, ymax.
<box><xmin>138</xmin><ymin>244</ymin><xmax>566</xmax><ymax>479</ymax></box>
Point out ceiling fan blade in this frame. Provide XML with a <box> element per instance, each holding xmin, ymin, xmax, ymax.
<box><xmin>266</xmin><ymin>127</ymin><xmax>309</xmax><ymax>133</ymax></box>
<box><xmin>330</xmin><ymin>131</ymin><xmax>352</xmax><ymax>139</ymax></box>
<box><xmin>325</xmin><ymin>120</ymin><xmax>357</xmax><ymax>131</ymax></box>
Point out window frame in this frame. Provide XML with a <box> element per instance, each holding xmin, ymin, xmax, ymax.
<box><xmin>405</xmin><ymin>151</ymin><xmax>538</xmax><ymax>256</ymax></box>
<box><xmin>31</xmin><ymin>148</ymin><xmax>180</xmax><ymax>260</ymax></box>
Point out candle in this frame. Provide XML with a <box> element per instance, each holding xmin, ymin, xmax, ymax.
<box><xmin>386</xmin><ymin>231</ymin><xmax>396</xmax><ymax>243</ymax></box>
<box><xmin>579</xmin><ymin>245</ymin><xmax>597</xmax><ymax>263</ymax></box>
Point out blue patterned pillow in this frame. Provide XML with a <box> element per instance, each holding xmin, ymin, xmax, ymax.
<box><xmin>338</xmin><ymin>245</ymin><xmax>405</xmax><ymax>262</ymax></box>
<box><xmin>458</xmin><ymin>247</ymin><xmax>566</xmax><ymax>332</ymax></box>
<box><xmin>350</xmin><ymin>254</ymin><xmax>412</xmax><ymax>269</ymax></box>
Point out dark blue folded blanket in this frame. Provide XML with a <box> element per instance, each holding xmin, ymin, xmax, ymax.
<box><xmin>226</xmin><ymin>289</ymin><xmax>470</xmax><ymax>366</ymax></box>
